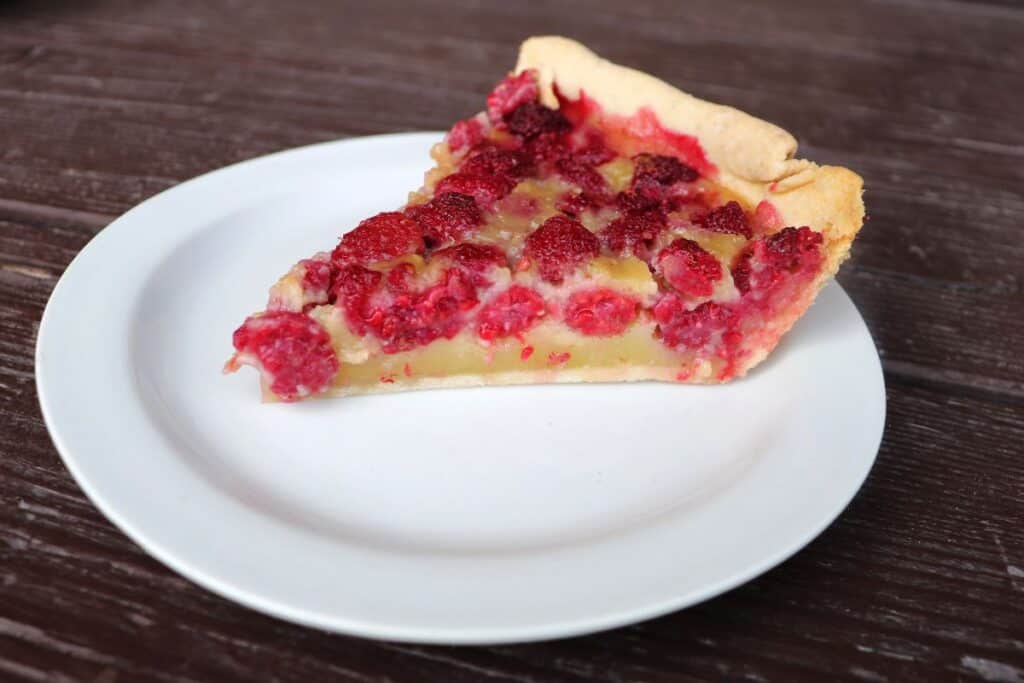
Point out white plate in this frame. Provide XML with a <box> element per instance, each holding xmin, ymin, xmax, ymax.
<box><xmin>37</xmin><ymin>132</ymin><xmax>885</xmax><ymax>644</ymax></box>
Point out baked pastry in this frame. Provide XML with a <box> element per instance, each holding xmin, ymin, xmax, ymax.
<box><xmin>226</xmin><ymin>36</ymin><xmax>865</xmax><ymax>402</ymax></box>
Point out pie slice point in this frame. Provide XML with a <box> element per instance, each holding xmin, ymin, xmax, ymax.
<box><xmin>226</xmin><ymin>36</ymin><xmax>865</xmax><ymax>402</ymax></box>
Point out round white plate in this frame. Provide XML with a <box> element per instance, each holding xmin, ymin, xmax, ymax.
<box><xmin>37</xmin><ymin>132</ymin><xmax>885</xmax><ymax>644</ymax></box>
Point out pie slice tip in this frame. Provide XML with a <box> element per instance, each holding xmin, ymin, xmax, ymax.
<box><xmin>226</xmin><ymin>36</ymin><xmax>865</xmax><ymax>402</ymax></box>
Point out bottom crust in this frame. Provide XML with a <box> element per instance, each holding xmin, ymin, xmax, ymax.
<box><xmin>267</xmin><ymin>365</ymin><xmax>717</xmax><ymax>401</ymax></box>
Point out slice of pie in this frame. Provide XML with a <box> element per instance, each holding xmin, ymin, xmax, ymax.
<box><xmin>226</xmin><ymin>36</ymin><xmax>865</xmax><ymax>402</ymax></box>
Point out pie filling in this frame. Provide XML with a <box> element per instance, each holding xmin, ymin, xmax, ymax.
<box><xmin>227</xmin><ymin>70</ymin><xmax>827</xmax><ymax>401</ymax></box>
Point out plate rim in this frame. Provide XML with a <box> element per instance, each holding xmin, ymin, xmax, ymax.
<box><xmin>35</xmin><ymin>132</ymin><xmax>886</xmax><ymax>644</ymax></box>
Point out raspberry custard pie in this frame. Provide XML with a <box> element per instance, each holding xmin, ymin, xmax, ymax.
<box><xmin>226</xmin><ymin>36</ymin><xmax>865</xmax><ymax>402</ymax></box>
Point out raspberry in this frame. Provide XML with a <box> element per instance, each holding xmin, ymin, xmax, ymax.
<box><xmin>733</xmin><ymin>226</ymin><xmax>824</xmax><ymax>294</ymax></box>
<box><xmin>653</xmin><ymin>296</ymin><xmax>737</xmax><ymax>351</ymax></box>
<box><xmin>385</xmin><ymin>261</ymin><xmax>416</xmax><ymax>294</ymax></box>
<box><xmin>752</xmin><ymin>199</ymin><xmax>783</xmax><ymax>234</ymax></box>
<box><xmin>372</xmin><ymin>269</ymin><xmax>479</xmax><ymax>353</ymax></box>
<box><xmin>764</xmin><ymin>226</ymin><xmax>825</xmax><ymax>266</ymax></box>
<box><xmin>435</xmin><ymin>172</ymin><xmax>515</xmax><ymax>207</ymax></box>
<box><xmin>696</xmin><ymin>201</ymin><xmax>752</xmax><ymax>238</ymax></box>
<box><xmin>655</xmin><ymin>238</ymin><xmax>723</xmax><ymax>298</ymax></box>
<box><xmin>615</xmin><ymin>190</ymin><xmax>662</xmax><ymax>214</ymax></box>
<box><xmin>563</xmin><ymin>288</ymin><xmax>639</xmax><ymax>336</ymax></box>
<box><xmin>447</xmin><ymin>115</ymin><xmax>487</xmax><ymax>153</ymax></box>
<box><xmin>460</xmin><ymin>147</ymin><xmax>532</xmax><ymax>181</ymax></box>
<box><xmin>476</xmin><ymin>285</ymin><xmax>546</xmax><ymax>341</ymax></box>
<box><xmin>524</xmin><ymin>131</ymin><xmax>570</xmax><ymax>165</ymax></box>
<box><xmin>627</xmin><ymin>153</ymin><xmax>700</xmax><ymax>208</ymax></box>
<box><xmin>333</xmin><ymin>264</ymin><xmax>383</xmax><ymax>333</ymax></box>
<box><xmin>405</xmin><ymin>192</ymin><xmax>483</xmax><ymax>247</ymax></box>
<box><xmin>731</xmin><ymin>252</ymin><xmax>753</xmax><ymax>295</ymax></box>
<box><xmin>300</xmin><ymin>257</ymin><xmax>335</xmax><ymax>301</ymax></box>
<box><xmin>506</xmin><ymin>102</ymin><xmax>571</xmax><ymax>139</ymax></box>
<box><xmin>433</xmin><ymin>242</ymin><xmax>507</xmax><ymax>269</ymax></box>
<box><xmin>232</xmin><ymin>311</ymin><xmax>339</xmax><ymax>401</ymax></box>
<box><xmin>632</xmin><ymin>153</ymin><xmax>699</xmax><ymax>186</ymax></box>
<box><xmin>568</xmin><ymin>129</ymin><xmax>616</xmax><ymax>166</ymax></box>
<box><xmin>556</xmin><ymin>191</ymin><xmax>603</xmax><ymax>217</ymax></box>
<box><xmin>601</xmin><ymin>210</ymin><xmax>667</xmax><ymax>260</ymax></box>
<box><xmin>556</xmin><ymin>156</ymin><xmax>608</xmax><ymax>198</ymax></box>
<box><xmin>432</xmin><ymin>243</ymin><xmax>507</xmax><ymax>286</ymax></box>
<box><xmin>332</xmin><ymin>212</ymin><xmax>424</xmax><ymax>266</ymax></box>
<box><xmin>487</xmin><ymin>70</ymin><xmax>539</xmax><ymax>124</ymax></box>
<box><xmin>523</xmin><ymin>215</ymin><xmax>601</xmax><ymax>284</ymax></box>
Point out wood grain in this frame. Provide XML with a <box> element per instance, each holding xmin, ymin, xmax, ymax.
<box><xmin>1</xmin><ymin>1</ymin><xmax>1022</xmax><ymax>681</ymax></box>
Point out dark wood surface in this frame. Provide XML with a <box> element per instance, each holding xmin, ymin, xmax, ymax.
<box><xmin>2</xmin><ymin>1</ymin><xmax>1023</xmax><ymax>680</ymax></box>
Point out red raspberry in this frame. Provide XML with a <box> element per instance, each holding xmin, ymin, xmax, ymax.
<box><xmin>556</xmin><ymin>191</ymin><xmax>604</xmax><ymax>217</ymax></box>
<box><xmin>506</xmin><ymin>102</ymin><xmax>570</xmax><ymax>139</ymax></box>
<box><xmin>563</xmin><ymin>288</ymin><xmax>639</xmax><ymax>336</ymax></box>
<box><xmin>655</xmin><ymin>238</ymin><xmax>723</xmax><ymax>298</ymax></box>
<box><xmin>433</xmin><ymin>242</ymin><xmax>507</xmax><ymax>270</ymax></box>
<box><xmin>632</xmin><ymin>153</ymin><xmax>699</xmax><ymax>186</ymax></box>
<box><xmin>652</xmin><ymin>297</ymin><xmax>737</xmax><ymax>351</ymax></box>
<box><xmin>733</xmin><ymin>226</ymin><xmax>824</xmax><ymax>294</ymax></box>
<box><xmin>432</xmin><ymin>243</ymin><xmax>507</xmax><ymax>286</ymax></box>
<box><xmin>232</xmin><ymin>311</ymin><xmax>339</xmax><ymax>401</ymax></box>
<box><xmin>731</xmin><ymin>252</ymin><xmax>753</xmax><ymax>295</ymax></box>
<box><xmin>332</xmin><ymin>212</ymin><xmax>424</xmax><ymax>266</ymax></box>
<box><xmin>524</xmin><ymin>131</ymin><xmax>570</xmax><ymax>165</ymax></box>
<box><xmin>373</xmin><ymin>269</ymin><xmax>479</xmax><ymax>353</ymax></box>
<box><xmin>763</xmin><ymin>226</ymin><xmax>824</xmax><ymax>266</ymax></box>
<box><xmin>486</xmin><ymin>70</ymin><xmax>539</xmax><ymax>124</ymax></box>
<box><xmin>300</xmin><ymin>257</ymin><xmax>335</xmax><ymax>301</ymax></box>
<box><xmin>405</xmin><ymin>192</ymin><xmax>483</xmax><ymax>247</ymax></box>
<box><xmin>752</xmin><ymin>199</ymin><xmax>783</xmax><ymax>234</ymax></box>
<box><xmin>333</xmin><ymin>264</ymin><xmax>383</xmax><ymax>333</ymax></box>
<box><xmin>460</xmin><ymin>147</ymin><xmax>532</xmax><ymax>181</ymax></box>
<box><xmin>628</xmin><ymin>154</ymin><xmax>700</xmax><ymax>208</ymax></box>
<box><xmin>615</xmin><ymin>190</ymin><xmax>662</xmax><ymax>214</ymax></box>
<box><xmin>556</xmin><ymin>156</ymin><xmax>608</xmax><ymax>198</ymax></box>
<box><xmin>696</xmin><ymin>201</ymin><xmax>752</xmax><ymax>238</ymax></box>
<box><xmin>476</xmin><ymin>285</ymin><xmax>546</xmax><ymax>341</ymax></box>
<box><xmin>385</xmin><ymin>261</ymin><xmax>416</xmax><ymax>294</ymax></box>
<box><xmin>447</xmin><ymin>115</ymin><xmax>487</xmax><ymax>153</ymax></box>
<box><xmin>435</xmin><ymin>172</ymin><xmax>515</xmax><ymax>207</ymax></box>
<box><xmin>523</xmin><ymin>215</ymin><xmax>601</xmax><ymax>284</ymax></box>
<box><xmin>601</xmin><ymin>210</ymin><xmax>667</xmax><ymax>260</ymax></box>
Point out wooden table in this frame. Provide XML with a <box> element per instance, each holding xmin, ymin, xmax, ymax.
<box><xmin>2</xmin><ymin>1</ymin><xmax>1022</xmax><ymax>680</ymax></box>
